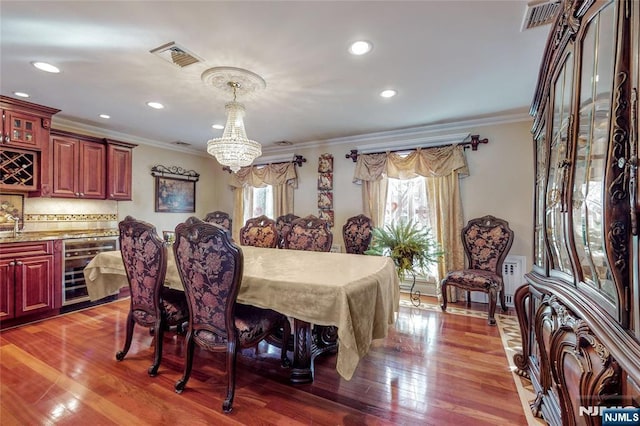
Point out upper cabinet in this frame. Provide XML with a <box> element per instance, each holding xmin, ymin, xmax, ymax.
<box><xmin>515</xmin><ymin>1</ymin><xmax>640</xmax><ymax>424</ymax></box>
<box><xmin>106</xmin><ymin>142</ymin><xmax>133</xmax><ymax>201</ymax></box>
<box><xmin>0</xmin><ymin>96</ymin><xmax>59</xmax><ymax>151</ymax></box>
<box><xmin>51</xmin><ymin>132</ymin><xmax>106</xmax><ymax>199</ymax></box>
<box><xmin>49</xmin><ymin>130</ymin><xmax>135</xmax><ymax>200</ymax></box>
<box><xmin>0</xmin><ymin>96</ymin><xmax>59</xmax><ymax>193</ymax></box>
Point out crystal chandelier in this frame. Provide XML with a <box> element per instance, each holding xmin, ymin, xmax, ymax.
<box><xmin>206</xmin><ymin>81</ymin><xmax>262</xmax><ymax>172</ymax></box>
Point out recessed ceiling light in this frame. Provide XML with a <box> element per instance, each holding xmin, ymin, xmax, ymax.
<box><xmin>99</xmin><ymin>114</ymin><xmax>110</xmax><ymax>119</ymax></box>
<box><xmin>349</xmin><ymin>40</ymin><xmax>373</xmax><ymax>56</ymax></box>
<box><xmin>146</xmin><ymin>101</ymin><xmax>164</xmax><ymax>109</ymax></box>
<box><xmin>380</xmin><ymin>89</ymin><xmax>397</xmax><ymax>98</ymax></box>
<box><xmin>211</xmin><ymin>124</ymin><xmax>224</xmax><ymax>130</ymax></box>
<box><xmin>13</xmin><ymin>92</ymin><xmax>30</xmax><ymax>98</ymax></box>
<box><xmin>32</xmin><ymin>61</ymin><xmax>60</xmax><ymax>73</ymax></box>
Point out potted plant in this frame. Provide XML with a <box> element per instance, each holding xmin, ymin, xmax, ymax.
<box><xmin>365</xmin><ymin>219</ymin><xmax>443</xmax><ymax>282</ymax></box>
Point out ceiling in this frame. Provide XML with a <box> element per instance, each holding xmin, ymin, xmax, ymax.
<box><xmin>0</xmin><ymin>1</ymin><xmax>550</xmax><ymax>157</ymax></box>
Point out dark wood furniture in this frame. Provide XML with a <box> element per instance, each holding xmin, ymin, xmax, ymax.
<box><xmin>342</xmin><ymin>214</ymin><xmax>373</xmax><ymax>254</ymax></box>
<box><xmin>440</xmin><ymin>215</ymin><xmax>514</xmax><ymax>325</ymax></box>
<box><xmin>0</xmin><ymin>96</ymin><xmax>59</xmax><ymax>194</ymax></box>
<box><xmin>0</xmin><ymin>240</ymin><xmax>61</xmax><ymax>327</ymax></box>
<box><xmin>173</xmin><ymin>217</ymin><xmax>290</xmax><ymax>413</ymax></box>
<box><xmin>239</xmin><ymin>215</ymin><xmax>278</xmax><ymax>248</ymax></box>
<box><xmin>51</xmin><ymin>132</ymin><xmax>106</xmax><ymax>199</ymax></box>
<box><xmin>275</xmin><ymin>213</ymin><xmax>299</xmax><ymax>248</ymax></box>
<box><xmin>203</xmin><ymin>211</ymin><xmax>232</xmax><ymax>234</ymax></box>
<box><xmin>116</xmin><ymin>216</ymin><xmax>188</xmax><ymax>376</ymax></box>
<box><xmin>49</xmin><ymin>129</ymin><xmax>136</xmax><ymax>200</ymax></box>
<box><xmin>284</xmin><ymin>215</ymin><xmax>333</xmax><ymax>252</ymax></box>
<box><xmin>515</xmin><ymin>1</ymin><xmax>640</xmax><ymax>424</ymax></box>
<box><xmin>106</xmin><ymin>141</ymin><xmax>134</xmax><ymax>200</ymax></box>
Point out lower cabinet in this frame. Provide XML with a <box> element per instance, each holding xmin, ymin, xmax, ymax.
<box><xmin>0</xmin><ymin>241</ymin><xmax>61</xmax><ymax>326</ymax></box>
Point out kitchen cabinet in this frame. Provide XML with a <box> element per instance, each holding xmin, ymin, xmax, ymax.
<box><xmin>1</xmin><ymin>96</ymin><xmax>59</xmax><ymax>151</ymax></box>
<box><xmin>106</xmin><ymin>141</ymin><xmax>134</xmax><ymax>200</ymax></box>
<box><xmin>51</xmin><ymin>132</ymin><xmax>106</xmax><ymax>199</ymax></box>
<box><xmin>514</xmin><ymin>1</ymin><xmax>640</xmax><ymax>424</ymax></box>
<box><xmin>0</xmin><ymin>96</ymin><xmax>59</xmax><ymax>194</ymax></box>
<box><xmin>0</xmin><ymin>241</ymin><xmax>61</xmax><ymax>324</ymax></box>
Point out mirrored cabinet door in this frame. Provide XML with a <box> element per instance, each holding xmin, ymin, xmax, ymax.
<box><xmin>547</xmin><ymin>54</ymin><xmax>574</xmax><ymax>275</ymax></box>
<box><xmin>572</xmin><ymin>1</ymin><xmax>618</xmax><ymax>309</ymax></box>
<box><xmin>534</xmin><ymin>125</ymin><xmax>547</xmax><ymax>270</ymax></box>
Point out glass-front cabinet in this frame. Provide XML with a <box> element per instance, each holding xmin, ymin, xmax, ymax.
<box><xmin>514</xmin><ymin>1</ymin><xmax>640</xmax><ymax>424</ymax></box>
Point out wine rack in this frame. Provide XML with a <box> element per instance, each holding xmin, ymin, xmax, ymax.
<box><xmin>0</xmin><ymin>148</ymin><xmax>37</xmax><ymax>190</ymax></box>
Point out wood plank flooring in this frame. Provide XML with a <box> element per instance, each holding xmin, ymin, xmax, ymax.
<box><xmin>0</xmin><ymin>296</ymin><xmax>528</xmax><ymax>425</ymax></box>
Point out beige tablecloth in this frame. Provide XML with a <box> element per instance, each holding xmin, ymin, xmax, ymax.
<box><xmin>84</xmin><ymin>246</ymin><xmax>400</xmax><ymax>380</ymax></box>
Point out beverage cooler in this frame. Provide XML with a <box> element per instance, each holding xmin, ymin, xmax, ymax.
<box><xmin>62</xmin><ymin>237</ymin><xmax>118</xmax><ymax>306</ymax></box>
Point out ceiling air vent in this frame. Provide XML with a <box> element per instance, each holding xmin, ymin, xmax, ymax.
<box><xmin>171</xmin><ymin>141</ymin><xmax>191</xmax><ymax>147</ymax></box>
<box><xmin>521</xmin><ymin>0</ymin><xmax>561</xmax><ymax>31</ymax></box>
<box><xmin>150</xmin><ymin>42</ymin><xmax>203</xmax><ymax>68</ymax></box>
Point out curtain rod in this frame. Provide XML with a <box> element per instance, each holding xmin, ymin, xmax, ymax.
<box><xmin>223</xmin><ymin>154</ymin><xmax>307</xmax><ymax>173</ymax></box>
<box><xmin>344</xmin><ymin>134</ymin><xmax>488</xmax><ymax>162</ymax></box>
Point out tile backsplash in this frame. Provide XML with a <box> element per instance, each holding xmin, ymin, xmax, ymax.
<box><xmin>22</xmin><ymin>198</ymin><xmax>118</xmax><ymax>232</ymax></box>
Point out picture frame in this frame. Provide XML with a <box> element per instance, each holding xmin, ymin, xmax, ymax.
<box><xmin>318</xmin><ymin>153</ymin><xmax>333</xmax><ymax>173</ymax></box>
<box><xmin>318</xmin><ymin>191</ymin><xmax>333</xmax><ymax>210</ymax></box>
<box><xmin>155</xmin><ymin>176</ymin><xmax>196</xmax><ymax>213</ymax></box>
<box><xmin>317</xmin><ymin>172</ymin><xmax>333</xmax><ymax>190</ymax></box>
<box><xmin>318</xmin><ymin>209</ymin><xmax>334</xmax><ymax>226</ymax></box>
<box><xmin>0</xmin><ymin>193</ymin><xmax>25</xmax><ymax>231</ymax></box>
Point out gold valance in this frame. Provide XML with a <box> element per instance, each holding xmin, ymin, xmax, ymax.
<box><xmin>229</xmin><ymin>161</ymin><xmax>298</xmax><ymax>188</ymax></box>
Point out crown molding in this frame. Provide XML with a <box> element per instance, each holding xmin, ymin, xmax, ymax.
<box><xmin>52</xmin><ymin>111</ymin><xmax>532</xmax><ymax>158</ymax></box>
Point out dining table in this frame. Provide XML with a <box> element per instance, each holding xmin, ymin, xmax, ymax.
<box><xmin>83</xmin><ymin>245</ymin><xmax>400</xmax><ymax>383</ymax></box>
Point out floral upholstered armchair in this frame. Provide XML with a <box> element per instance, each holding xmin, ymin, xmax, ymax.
<box><xmin>440</xmin><ymin>215</ymin><xmax>514</xmax><ymax>325</ymax></box>
<box><xmin>342</xmin><ymin>214</ymin><xmax>373</xmax><ymax>255</ymax></box>
<box><xmin>239</xmin><ymin>215</ymin><xmax>278</xmax><ymax>248</ymax></box>
<box><xmin>284</xmin><ymin>215</ymin><xmax>333</xmax><ymax>252</ymax></box>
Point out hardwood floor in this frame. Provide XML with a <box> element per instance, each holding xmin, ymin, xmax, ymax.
<box><xmin>0</xmin><ymin>296</ymin><xmax>527</xmax><ymax>425</ymax></box>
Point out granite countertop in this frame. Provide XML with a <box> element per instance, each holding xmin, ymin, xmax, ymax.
<box><xmin>0</xmin><ymin>228</ymin><xmax>119</xmax><ymax>244</ymax></box>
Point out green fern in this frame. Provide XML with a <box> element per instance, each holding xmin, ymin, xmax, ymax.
<box><xmin>365</xmin><ymin>219</ymin><xmax>444</xmax><ymax>281</ymax></box>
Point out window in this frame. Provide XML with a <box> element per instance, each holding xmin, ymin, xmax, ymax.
<box><xmin>384</xmin><ymin>176</ymin><xmax>437</xmax><ymax>281</ymax></box>
<box><xmin>242</xmin><ymin>185</ymin><xmax>274</xmax><ymax>224</ymax></box>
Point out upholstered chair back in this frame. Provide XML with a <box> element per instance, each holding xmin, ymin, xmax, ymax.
<box><xmin>275</xmin><ymin>213</ymin><xmax>299</xmax><ymax>248</ymax></box>
<box><xmin>204</xmin><ymin>211</ymin><xmax>232</xmax><ymax>234</ymax></box>
<box><xmin>462</xmin><ymin>215</ymin><xmax>514</xmax><ymax>273</ymax></box>
<box><xmin>285</xmin><ymin>215</ymin><xmax>333</xmax><ymax>252</ymax></box>
<box><xmin>342</xmin><ymin>214</ymin><xmax>373</xmax><ymax>254</ymax></box>
<box><xmin>239</xmin><ymin>215</ymin><xmax>278</xmax><ymax>248</ymax></box>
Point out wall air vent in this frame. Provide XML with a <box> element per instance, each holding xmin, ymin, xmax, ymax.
<box><xmin>150</xmin><ymin>42</ymin><xmax>203</xmax><ymax>68</ymax></box>
<box><xmin>521</xmin><ymin>0</ymin><xmax>561</xmax><ymax>31</ymax></box>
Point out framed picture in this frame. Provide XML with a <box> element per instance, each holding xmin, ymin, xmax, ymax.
<box><xmin>155</xmin><ymin>176</ymin><xmax>196</xmax><ymax>213</ymax></box>
<box><xmin>318</xmin><ymin>209</ymin><xmax>334</xmax><ymax>226</ymax></box>
<box><xmin>0</xmin><ymin>193</ymin><xmax>24</xmax><ymax>231</ymax></box>
<box><xmin>318</xmin><ymin>172</ymin><xmax>333</xmax><ymax>190</ymax></box>
<box><xmin>318</xmin><ymin>191</ymin><xmax>333</xmax><ymax>210</ymax></box>
<box><xmin>318</xmin><ymin>153</ymin><xmax>333</xmax><ymax>173</ymax></box>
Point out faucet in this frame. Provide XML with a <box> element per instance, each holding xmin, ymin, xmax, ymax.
<box><xmin>8</xmin><ymin>215</ymin><xmax>20</xmax><ymax>238</ymax></box>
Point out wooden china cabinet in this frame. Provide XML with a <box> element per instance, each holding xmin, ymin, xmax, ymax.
<box><xmin>514</xmin><ymin>0</ymin><xmax>640</xmax><ymax>424</ymax></box>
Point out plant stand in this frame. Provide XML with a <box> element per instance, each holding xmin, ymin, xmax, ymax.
<box><xmin>409</xmin><ymin>273</ymin><xmax>421</xmax><ymax>307</ymax></box>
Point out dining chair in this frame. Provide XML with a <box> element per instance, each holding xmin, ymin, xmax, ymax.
<box><xmin>239</xmin><ymin>215</ymin><xmax>278</xmax><ymax>248</ymax></box>
<box><xmin>116</xmin><ymin>216</ymin><xmax>189</xmax><ymax>376</ymax></box>
<box><xmin>275</xmin><ymin>213</ymin><xmax>299</xmax><ymax>248</ymax></box>
<box><xmin>203</xmin><ymin>210</ymin><xmax>232</xmax><ymax>234</ymax></box>
<box><xmin>173</xmin><ymin>217</ymin><xmax>290</xmax><ymax>413</ymax></box>
<box><xmin>342</xmin><ymin>214</ymin><xmax>373</xmax><ymax>254</ymax></box>
<box><xmin>439</xmin><ymin>215</ymin><xmax>514</xmax><ymax>325</ymax></box>
<box><xmin>284</xmin><ymin>215</ymin><xmax>333</xmax><ymax>252</ymax></box>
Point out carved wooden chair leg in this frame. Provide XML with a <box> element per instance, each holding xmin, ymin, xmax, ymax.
<box><xmin>115</xmin><ymin>312</ymin><xmax>135</xmax><ymax>361</ymax></box>
<box><xmin>223</xmin><ymin>341</ymin><xmax>238</xmax><ymax>413</ymax></box>
<box><xmin>440</xmin><ymin>280</ymin><xmax>448</xmax><ymax>312</ymax></box>
<box><xmin>175</xmin><ymin>333</ymin><xmax>195</xmax><ymax>393</ymax></box>
<box><xmin>487</xmin><ymin>290</ymin><xmax>497</xmax><ymax>326</ymax></box>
